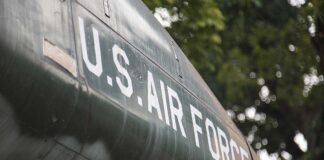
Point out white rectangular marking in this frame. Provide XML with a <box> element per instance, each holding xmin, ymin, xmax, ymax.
<box><xmin>137</xmin><ymin>96</ymin><xmax>143</xmax><ymax>107</ymax></box>
<box><xmin>107</xmin><ymin>76</ymin><xmax>113</xmax><ymax>86</ymax></box>
<box><xmin>43</xmin><ymin>39</ymin><xmax>77</xmax><ymax>77</ymax></box>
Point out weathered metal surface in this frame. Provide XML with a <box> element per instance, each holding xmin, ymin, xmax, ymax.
<box><xmin>0</xmin><ymin>0</ymin><xmax>258</xmax><ymax>160</ymax></box>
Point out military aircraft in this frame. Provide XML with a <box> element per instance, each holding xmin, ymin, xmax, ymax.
<box><xmin>0</xmin><ymin>0</ymin><xmax>259</xmax><ymax>159</ymax></box>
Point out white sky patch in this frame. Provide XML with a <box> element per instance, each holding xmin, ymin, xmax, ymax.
<box><xmin>247</xmin><ymin>126</ymin><xmax>258</xmax><ymax>144</ymax></box>
<box><xmin>303</xmin><ymin>68</ymin><xmax>324</xmax><ymax>97</ymax></box>
<box><xmin>247</xmin><ymin>132</ymin><xmax>255</xmax><ymax>144</ymax></box>
<box><xmin>288</xmin><ymin>44</ymin><xmax>296</xmax><ymax>52</ymax></box>
<box><xmin>281</xmin><ymin>151</ymin><xmax>292</xmax><ymax>160</ymax></box>
<box><xmin>258</xmin><ymin>150</ymin><xmax>279</xmax><ymax>160</ymax></box>
<box><xmin>226</xmin><ymin>109</ymin><xmax>235</xmax><ymax>119</ymax></box>
<box><xmin>309</xmin><ymin>22</ymin><xmax>316</xmax><ymax>37</ymax></box>
<box><xmin>243</xmin><ymin>106</ymin><xmax>267</xmax><ymax>123</ymax></box>
<box><xmin>259</xmin><ymin>86</ymin><xmax>270</xmax><ymax>99</ymax></box>
<box><xmin>237</xmin><ymin>113</ymin><xmax>246</xmax><ymax>122</ymax></box>
<box><xmin>276</xmin><ymin>71</ymin><xmax>282</xmax><ymax>78</ymax></box>
<box><xmin>304</xmin><ymin>73</ymin><xmax>320</xmax><ymax>86</ymax></box>
<box><xmin>257</xmin><ymin>78</ymin><xmax>265</xmax><ymax>86</ymax></box>
<box><xmin>307</xmin><ymin>15</ymin><xmax>316</xmax><ymax>37</ymax></box>
<box><xmin>250</xmin><ymin>72</ymin><xmax>257</xmax><ymax>79</ymax></box>
<box><xmin>255</xmin><ymin>113</ymin><xmax>267</xmax><ymax>123</ymax></box>
<box><xmin>262</xmin><ymin>139</ymin><xmax>268</xmax><ymax>146</ymax></box>
<box><xmin>288</xmin><ymin>0</ymin><xmax>305</xmax><ymax>7</ymax></box>
<box><xmin>259</xmin><ymin>85</ymin><xmax>276</xmax><ymax>104</ymax></box>
<box><xmin>245</xmin><ymin>107</ymin><xmax>256</xmax><ymax>119</ymax></box>
<box><xmin>154</xmin><ymin>7</ymin><xmax>178</xmax><ymax>28</ymax></box>
<box><xmin>294</xmin><ymin>132</ymin><xmax>308</xmax><ymax>152</ymax></box>
<box><xmin>316</xmin><ymin>55</ymin><xmax>321</xmax><ymax>62</ymax></box>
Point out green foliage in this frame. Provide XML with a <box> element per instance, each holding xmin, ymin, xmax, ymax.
<box><xmin>144</xmin><ymin>0</ymin><xmax>324</xmax><ymax>159</ymax></box>
<box><xmin>143</xmin><ymin>0</ymin><xmax>224</xmax><ymax>71</ymax></box>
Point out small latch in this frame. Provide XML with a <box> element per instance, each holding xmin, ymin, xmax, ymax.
<box><xmin>171</xmin><ymin>41</ymin><xmax>183</xmax><ymax>80</ymax></box>
<box><xmin>103</xmin><ymin>0</ymin><xmax>111</xmax><ymax>18</ymax></box>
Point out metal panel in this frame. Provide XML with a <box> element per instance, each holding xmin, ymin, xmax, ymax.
<box><xmin>76</xmin><ymin>0</ymin><xmax>179</xmax><ymax>80</ymax></box>
<box><xmin>0</xmin><ymin>0</ymin><xmax>257</xmax><ymax>159</ymax></box>
<box><xmin>72</xmin><ymin>3</ymin><xmax>253</xmax><ymax>159</ymax></box>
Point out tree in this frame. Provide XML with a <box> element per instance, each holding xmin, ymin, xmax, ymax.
<box><xmin>143</xmin><ymin>0</ymin><xmax>324</xmax><ymax>159</ymax></box>
<box><xmin>143</xmin><ymin>0</ymin><xmax>225</xmax><ymax>71</ymax></box>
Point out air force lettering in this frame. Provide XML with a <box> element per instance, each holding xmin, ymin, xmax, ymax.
<box><xmin>78</xmin><ymin>16</ymin><xmax>251</xmax><ymax>160</ymax></box>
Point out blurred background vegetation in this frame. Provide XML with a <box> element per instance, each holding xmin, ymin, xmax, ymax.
<box><xmin>143</xmin><ymin>0</ymin><xmax>324</xmax><ymax>159</ymax></box>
